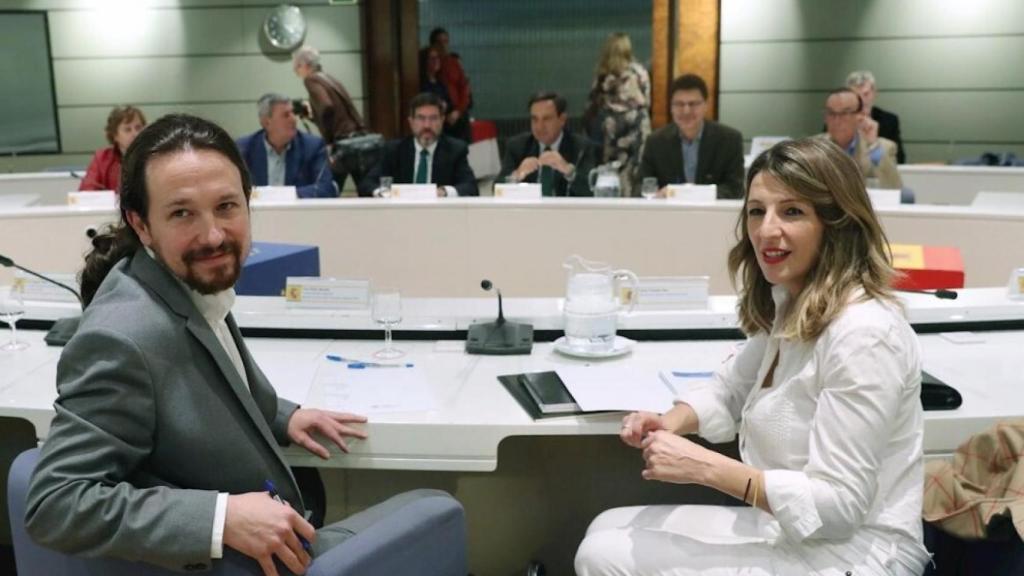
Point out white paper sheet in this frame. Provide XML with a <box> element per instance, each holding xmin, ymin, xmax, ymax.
<box><xmin>260</xmin><ymin>356</ymin><xmax>318</xmax><ymax>404</ymax></box>
<box><xmin>556</xmin><ymin>366</ymin><xmax>677</xmax><ymax>413</ymax></box>
<box><xmin>317</xmin><ymin>365</ymin><xmax>437</xmax><ymax>415</ymax></box>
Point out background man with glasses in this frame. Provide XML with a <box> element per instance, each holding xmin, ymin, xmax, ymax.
<box><xmin>359</xmin><ymin>92</ymin><xmax>477</xmax><ymax>197</ymax></box>
<box><xmin>816</xmin><ymin>87</ymin><xmax>902</xmax><ymax>190</ymax></box>
<box><xmin>639</xmin><ymin>73</ymin><xmax>745</xmax><ymax>199</ymax></box>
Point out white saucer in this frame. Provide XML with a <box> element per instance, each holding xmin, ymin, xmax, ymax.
<box><xmin>553</xmin><ymin>336</ymin><xmax>635</xmax><ymax>359</ymax></box>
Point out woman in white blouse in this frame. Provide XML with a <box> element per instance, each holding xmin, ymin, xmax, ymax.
<box><xmin>575</xmin><ymin>137</ymin><xmax>931</xmax><ymax>576</ymax></box>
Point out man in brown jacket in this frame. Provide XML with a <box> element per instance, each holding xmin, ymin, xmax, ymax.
<box><xmin>293</xmin><ymin>45</ymin><xmax>367</xmax><ymax>192</ymax></box>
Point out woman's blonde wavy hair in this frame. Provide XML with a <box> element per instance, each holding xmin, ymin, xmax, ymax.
<box><xmin>596</xmin><ymin>33</ymin><xmax>634</xmax><ymax>77</ymax></box>
<box><xmin>727</xmin><ymin>137</ymin><xmax>899</xmax><ymax>340</ymax></box>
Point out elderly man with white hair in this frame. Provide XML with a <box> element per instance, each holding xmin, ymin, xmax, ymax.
<box><xmin>846</xmin><ymin>70</ymin><xmax>906</xmax><ymax>164</ymax></box>
<box><xmin>292</xmin><ymin>45</ymin><xmax>367</xmax><ymax>191</ymax></box>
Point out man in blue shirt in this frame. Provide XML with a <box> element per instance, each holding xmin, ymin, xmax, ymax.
<box><xmin>639</xmin><ymin>74</ymin><xmax>745</xmax><ymax>199</ymax></box>
<box><xmin>816</xmin><ymin>87</ymin><xmax>902</xmax><ymax>190</ymax></box>
<box><xmin>237</xmin><ymin>93</ymin><xmax>336</xmax><ymax>198</ymax></box>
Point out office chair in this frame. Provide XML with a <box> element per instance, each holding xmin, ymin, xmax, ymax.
<box><xmin>9</xmin><ymin>448</ymin><xmax>467</xmax><ymax>576</ymax></box>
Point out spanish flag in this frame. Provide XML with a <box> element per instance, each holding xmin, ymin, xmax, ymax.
<box><xmin>889</xmin><ymin>244</ymin><xmax>964</xmax><ymax>290</ymax></box>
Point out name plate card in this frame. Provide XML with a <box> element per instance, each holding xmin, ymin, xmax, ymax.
<box><xmin>493</xmin><ymin>183</ymin><xmax>542</xmax><ymax>199</ymax></box>
<box><xmin>13</xmin><ymin>271</ymin><xmax>80</xmax><ymax>303</ymax></box>
<box><xmin>866</xmin><ymin>187</ymin><xmax>900</xmax><ymax>207</ymax></box>
<box><xmin>665</xmin><ymin>184</ymin><xmax>717</xmax><ymax>203</ymax></box>
<box><xmin>390</xmin><ymin>184</ymin><xmax>438</xmax><ymax>199</ymax></box>
<box><xmin>252</xmin><ymin>186</ymin><xmax>298</xmax><ymax>202</ymax></box>
<box><xmin>285</xmin><ymin>277</ymin><xmax>370</xmax><ymax>309</ymax></box>
<box><xmin>1010</xmin><ymin>268</ymin><xmax>1024</xmax><ymax>300</ymax></box>
<box><xmin>622</xmin><ymin>276</ymin><xmax>710</xmax><ymax>310</ymax></box>
<box><xmin>67</xmin><ymin>190</ymin><xmax>117</xmax><ymax>208</ymax></box>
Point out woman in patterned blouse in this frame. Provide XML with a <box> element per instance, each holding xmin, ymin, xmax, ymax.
<box><xmin>587</xmin><ymin>33</ymin><xmax>651</xmax><ymax>197</ymax></box>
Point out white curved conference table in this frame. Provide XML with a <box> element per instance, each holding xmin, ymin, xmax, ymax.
<box><xmin>3</xmin><ymin>289</ymin><xmax>1023</xmax><ymax>472</ymax></box>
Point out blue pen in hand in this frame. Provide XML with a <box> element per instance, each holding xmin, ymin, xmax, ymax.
<box><xmin>263</xmin><ymin>479</ymin><xmax>312</xmax><ymax>552</ymax></box>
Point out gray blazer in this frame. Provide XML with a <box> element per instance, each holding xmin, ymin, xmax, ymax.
<box><xmin>639</xmin><ymin>120</ymin><xmax>746</xmax><ymax>199</ymax></box>
<box><xmin>25</xmin><ymin>249</ymin><xmax>303</xmax><ymax>572</ymax></box>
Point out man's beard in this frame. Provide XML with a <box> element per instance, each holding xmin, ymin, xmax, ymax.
<box><xmin>180</xmin><ymin>241</ymin><xmax>244</xmax><ymax>295</ymax></box>
<box><xmin>417</xmin><ymin>130</ymin><xmax>436</xmax><ymax>146</ymax></box>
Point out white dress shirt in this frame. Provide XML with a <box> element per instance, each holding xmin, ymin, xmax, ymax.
<box><xmin>143</xmin><ymin>249</ymin><xmax>269</xmax><ymax>560</ymax></box>
<box><xmin>680</xmin><ymin>285</ymin><xmax>931</xmax><ymax>571</ymax></box>
<box><xmin>263</xmin><ymin>137</ymin><xmax>291</xmax><ymax>186</ymax></box>
<box><xmin>181</xmin><ymin>279</ymin><xmax>246</xmax><ymax>560</ymax></box>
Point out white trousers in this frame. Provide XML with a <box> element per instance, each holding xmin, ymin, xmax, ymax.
<box><xmin>575</xmin><ymin>505</ymin><xmax>926</xmax><ymax>576</ymax></box>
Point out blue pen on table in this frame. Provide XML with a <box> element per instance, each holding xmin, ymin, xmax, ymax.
<box><xmin>326</xmin><ymin>354</ymin><xmax>414</xmax><ymax>369</ymax></box>
<box><xmin>263</xmin><ymin>479</ymin><xmax>312</xmax><ymax>552</ymax></box>
<box><xmin>671</xmin><ymin>371</ymin><xmax>714</xmax><ymax>378</ymax></box>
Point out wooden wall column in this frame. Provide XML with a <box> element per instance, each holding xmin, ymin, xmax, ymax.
<box><xmin>651</xmin><ymin>0</ymin><xmax>721</xmax><ymax>129</ymax></box>
<box><xmin>362</xmin><ymin>0</ymin><xmax>420</xmax><ymax>138</ymax></box>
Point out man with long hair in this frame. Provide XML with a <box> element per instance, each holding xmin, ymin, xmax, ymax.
<box><xmin>25</xmin><ymin>114</ymin><xmax>458</xmax><ymax>574</ymax></box>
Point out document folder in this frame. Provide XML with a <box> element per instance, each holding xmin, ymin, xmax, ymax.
<box><xmin>498</xmin><ymin>371</ymin><xmax>609</xmax><ymax>420</ymax></box>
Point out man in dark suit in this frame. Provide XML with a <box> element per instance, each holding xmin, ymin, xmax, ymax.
<box><xmin>639</xmin><ymin>74</ymin><xmax>745</xmax><ymax>199</ymax></box>
<box><xmin>847</xmin><ymin>70</ymin><xmax>906</xmax><ymax>164</ymax></box>
<box><xmin>236</xmin><ymin>93</ymin><xmax>336</xmax><ymax>198</ymax></box>
<box><xmin>26</xmin><ymin>114</ymin><xmax>457</xmax><ymax>574</ymax></box>
<box><xmin>497</xmin><ymin>91</ymin><xmax>598</xmax><ymax>197</ymax></box>
<box><xmin>359</xmin><ymin>92</ymin><xmax>477</xmax><ymax>197</ymax></box>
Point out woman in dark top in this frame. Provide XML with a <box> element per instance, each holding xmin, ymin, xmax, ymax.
<box><xmin>420</xmin><ymin>46</ymin><xmax>452</xmax><ymax>115</ymax></box>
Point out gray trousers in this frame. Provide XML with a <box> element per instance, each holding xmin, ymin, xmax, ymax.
<box><xmin>310</xmin><ymin>488</ymin><xmax>451</xmax><ymax>557</ymax></box>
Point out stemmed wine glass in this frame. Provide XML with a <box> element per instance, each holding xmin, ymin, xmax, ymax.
<box><xmin>371</xmin><ymin>287</ymin><xmax>403</xmax><ymax>359</ymax></box>
<box><xmin>0</xmin><ymin>287</ymin><xmax>29</xmax><ymax>351</ymax></box>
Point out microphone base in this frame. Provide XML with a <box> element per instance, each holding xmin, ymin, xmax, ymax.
<box><xmin>44</xmin><ymin>316</ymin><xmax>81</xmax><ymax>346</ymax></box>
<box><xmin>466</xmin><ymin>320</ymin><xmax>534</xmax><ymax>355</ymax></box>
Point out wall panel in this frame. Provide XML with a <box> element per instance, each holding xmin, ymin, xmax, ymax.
<box><xmin>722</xmin><ymin>0</ymin><xmax>1024</xmax><ymax>42</ymax></box>
<box><xmin>53</xmin><ymin>53</ymin><xmax>363</xmax><ymax>107</ymax></box>
<box><xmin>57</xmin><ymin>99</ymin><xmax>367</xmax><ymax>154</ymax></box>
<box><xmin>720</xmin><ymin>0</ymin><xmax>1024</xmax><ymax>162</ymax></box>
<box><xmin>5</xmin><ymin>0</ymin><xmax>363</xmax><ymax>169</ymax></box>
<box><xmin>722</xmin><ymin>91</ymin><xmax>1024</xmax><ymax>145</ymax></box>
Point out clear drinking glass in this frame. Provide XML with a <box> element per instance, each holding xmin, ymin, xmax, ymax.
<box><xmin>0</xmin><ymin>287</ymin><xmax>28</xmax><ymax>351</ymax></box>
<box><xmin>378</xmin><ymin>176</ymin><xmax>394</xmax><ymax>198</ymax></box>
<box><xmin>371</xmin><ymin>287</ymin><xmax>403</xmax><ymax>359</ymax></box>
<box><xmin>641</xmin><ymin>177</ymin><xmax>659</xmax><ymax>199</ymax></box>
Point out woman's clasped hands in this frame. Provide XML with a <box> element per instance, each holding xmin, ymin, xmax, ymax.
<box><xmin>620</xmin><ymin>410</ymin><xmax>719</xmax><ymax>485</ymax></box>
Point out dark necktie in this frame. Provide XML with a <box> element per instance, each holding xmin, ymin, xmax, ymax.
<box><xmin>540</xmin><ymin>145</ymin><xmax>553</xmax><ymax>196</ymax></box>
<box><xmin>415</xmin><ymin>149</ymin><xmax>429</xmax><ymax>184</ymax></box>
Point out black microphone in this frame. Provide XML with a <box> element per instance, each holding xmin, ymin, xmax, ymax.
<box><xmin>897</xmin><ymin>288</ymin><xmax>958</xmax><ymax>300</ymax></box>
<box><xmin>560</xmin><ymin>147</ymin><xmax>587</xmax><ymax>196</ymax></box>
<box><xmin>480</xmin><ymin>279</ymin><xmax>505</xmax><ymax>324</ymax></box>
<box><xmin>0</xmin><ymin>253</ymin><xmax>83</xmax><ymax>306</ymax></box>
<box><xmin>466</xmin><ymin>278</ymin><xmax>533</xmax><ymax>355</ymax></box>
<box><xmin>1</xmin><ymin>253</ymin><xmax>83</xmax><ymax>346</ymax></box>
